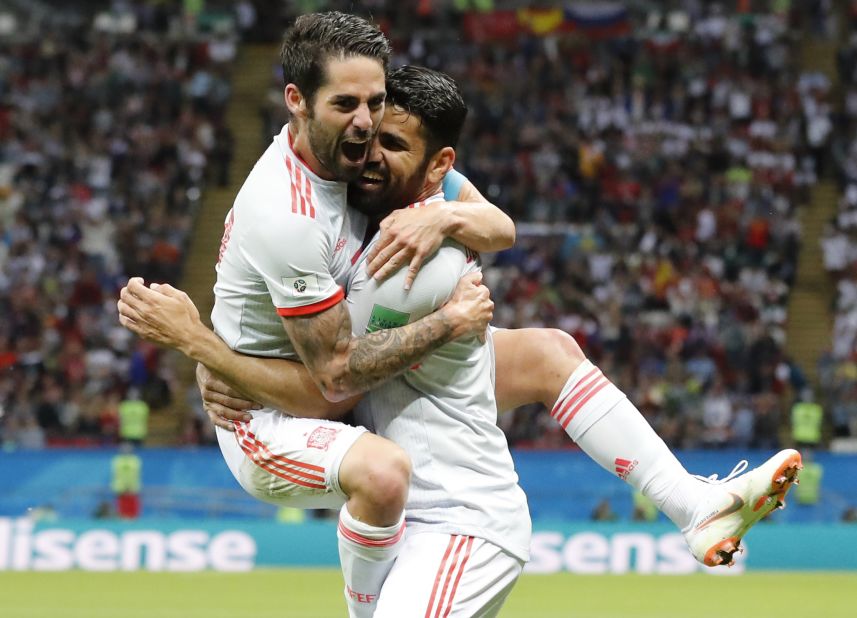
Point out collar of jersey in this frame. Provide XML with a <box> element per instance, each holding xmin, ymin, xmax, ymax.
<box><xmin>405</xmin><ymin>190</ymin><xmax>445</xmax><ymax>209</ymax></box>
<box><xmin>277</xmin><ymin>123</ymin><xmax>343</xmax><ymax>188</ymax></box>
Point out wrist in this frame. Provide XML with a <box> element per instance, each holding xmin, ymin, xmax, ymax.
<box><xmin>438</xmin><ymin>303</ymin><xmax>465</xmax><ymax>340</ymax></box>
<box><xmin>181</xmin><ymin>325</ymin><xmax>219</xmax><ymax>363</ymax></box>
<box><xmin>438</xmin><ymin>201</ymin><xmax>464</xmax><ymax>238</ymax></box>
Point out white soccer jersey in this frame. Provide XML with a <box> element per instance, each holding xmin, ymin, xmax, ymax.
<box><xmin>210</xmin><ymin>124</ymin><xmax>371</xmax><ymax>508</ymax></box>
<box><xmin>347</xmin><ymin>194</ymin><xmax>532</xmax><ymax>563</ymax></box>
<box><xmin>212</xmin><ymin>124</ymin><xmax>368</xmax><ymax>358</ymax></box>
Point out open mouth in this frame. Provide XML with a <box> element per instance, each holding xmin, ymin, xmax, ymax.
<box><xmin>356</xmin><ymin>169</ymin><xmax>386</xmax><ymax>190</ymax></box>
<box><xmin>341</xmin><ymin>140</ymin><xmax>368</xmax><ymax>163</ymax></box>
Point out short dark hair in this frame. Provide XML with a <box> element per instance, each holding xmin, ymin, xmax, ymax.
<box><xmin>280</xmin><ymin>12</ymin><xmax>391</xmax><ymax>105</ymax></box>
<box><xmin>386</xmin><ymin>65</ymin><xmax>468</xmax><ymax>155</ymax></box>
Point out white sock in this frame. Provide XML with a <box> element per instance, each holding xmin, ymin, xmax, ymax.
<box><xmin>551</xmin><ymin>360</ymin><xmax>704</xmax><ymax>530</ymax></box>
<box><xmin>337</xmin><ymin>505</ymin><xmax>406</xmax><ymax>618</ymax></box>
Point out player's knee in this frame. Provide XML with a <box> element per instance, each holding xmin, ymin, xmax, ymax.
<box><xmin>532</xmin><ymin>329</ymin><xmax>586</xmax><ymax>408</ymax></box>
<box><xmin>545</xmin><ymin>328</ymin><xmax>587</xmax><ymax>367</ymax></box>
<box><xmin>362</xmin><ymin>443</ymin><xmax>411</xmax><ymax>512</ymax></box>
<box><xmin>342</xmin><ymin>436</ymin><xmax>411</xmax><ymax>519</ymax></box>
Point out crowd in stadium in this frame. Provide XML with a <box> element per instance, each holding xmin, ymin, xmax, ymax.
<box><xmin>378</xmin><ymin>1</ymin><xmax>828</xmax><ymax>450</ymax></box>
<box><xmin>819</xmin><ymin>26</ymin><xmax>857</xmax><ymax>440</ymax></box>
<box><xmin>0</xmin><ymin>4</ymin><xmax>236</xmax><ymax>447</ymax></box>
<box><xmin>0</xmin><ymin>0</ymin><xmax>852</xmax><ymax>451</ymax></box>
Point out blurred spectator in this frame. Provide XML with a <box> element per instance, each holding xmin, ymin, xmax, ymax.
<box><xmin>632</xmin><ymin>491</ymin><xmax>659</xmax><ymax>522</ymax></box>
<box><xmin>791</xmin><ymin>388</ymin><xmax>824</xmax><ymax>449</ymax></box>
<box><xmin>591</xmin><ymin>498</ymin><xmax>618</xmax><ymax>522</ymax></box>
<box><xmin>795</xmin><ymin>456</ymin><xmax>823</xmax><ymax>506</ymax></box>
<box><xmin>118</xmin><ymin>387</ymin><xmax>149</xmax><ymax>446</ymax></box>
<box><xmin>111</xmin><ymin>443</ymin><xmax>142</xmax><ymax>519</ymax></box>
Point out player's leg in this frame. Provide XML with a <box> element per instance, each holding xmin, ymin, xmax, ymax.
<box><xmin>336</xmin><ymin>432</ymin><xmax>410</xmax><ymax>618</ymax></box>
<box><xmin>493</xmin><ymin>327</ymin><xmax>586</xmax><ymax>411</ymax></box>
<box><xmin>492</xmin><ymin>328</ymin><xmax>802</xmax><ymax>566</ymax></box>
<box><xmin>494</xmin><ymin>328</ymin><xmax>704</xmax><ymax>527</ymax></box>
<box><xmin>217</xmin><ymin>414</ymin><xmax>409</xmax><ymax>617</ymax></box>
<box><xmin>373</xmin><ymin>532</ymin><xmax>523</xmax><ymax>618</ymax></box>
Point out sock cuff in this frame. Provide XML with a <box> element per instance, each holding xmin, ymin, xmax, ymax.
<box><xmin>551</xmin><ymin>359</ymin><xmax>595</xmax><ymax>414</ymax></box>
<box><xmin>338</xmin><ymin>505</ymin><xmax>406</xmax><ymax>546</ymax></box>
<box><xmin>551</xmin><ymin>360</ymin><xmax>625</xmax><ymax>440</ymax></box>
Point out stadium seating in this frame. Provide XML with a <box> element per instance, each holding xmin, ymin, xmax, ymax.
<box><xmin>1</xmin><ymin>0</ymin><xmax>852</xmax><ymax>458</ymax></box>
<box><xmin>0</xmin><ymin>2</ymin><xmax>236</xmax><ymax>447</ymax></box>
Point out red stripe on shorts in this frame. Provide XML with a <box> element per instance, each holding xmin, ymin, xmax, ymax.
<box><xmin>425</xmin><ymin>536</ymin><xmax>457</xmax><ymax>618</ymax></box>
<box><xmin>434</xmin><ymin>536</ymin><xmax>468</xmax><ymax>618</ymax></box>
<box><xmin>233</xmin><ymin>422</ymin><xmax>327</xmax><ymax>489</ymax></box>
<box><xmin>442</xmin><ymin>536</ymin><xmax>474</xmax><ymax>618</ymax></box>
<box><xmin>240</xmin><ymin>425</ymin><xmax>326</xmax><ymax>474</ymax></box>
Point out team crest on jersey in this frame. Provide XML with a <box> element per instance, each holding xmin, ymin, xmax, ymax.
<box><xmin>283</xmin><ymin>274</ymin><xmax>319</xmax><ymax>297</ymax></box>
<box><xmin>307</xmin><ymin>427</ymin><xmax>340</xmax><ymax>450</ymax></box>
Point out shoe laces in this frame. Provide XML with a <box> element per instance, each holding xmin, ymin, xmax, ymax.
<box><xmin>694</xmin><ymin>460</ymin><xmax>748</xmax><ymax>484</ymax></box>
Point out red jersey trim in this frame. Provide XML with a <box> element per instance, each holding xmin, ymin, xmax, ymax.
<box><xmin>276</xmin><ymin>287</ymin><xmax>345</xmax><ymax>317</ymax></box>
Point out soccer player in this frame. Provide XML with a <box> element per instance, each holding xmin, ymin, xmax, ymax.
<box><xmin>118</xmin><ymin>14</ymin><xmax>512</xmax><ymax>618</ymax></box>
<box><xmin>344</xmin><ymin>66</ymin><xmax>530</xmax><ymax>616</ymax></box>
<box><xmin>125</xmin><ymin>65</ymin><xmax>531</xmax><ymax>617</ymax></box>
<box><xmin>196</xmin><ymin>61</ymin><xmax>803</xmax><ymax>572</ymax></box>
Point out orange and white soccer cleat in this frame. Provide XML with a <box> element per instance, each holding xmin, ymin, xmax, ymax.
<box><xmin>683</xmin><ymin>449</ymin><xmax>803</xmax><ymax>567</ymax></box>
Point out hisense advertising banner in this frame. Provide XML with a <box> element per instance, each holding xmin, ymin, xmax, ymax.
<box><xmin>2</xmin><ymin>518</ymin><xmax>855</xmax><ymax>573</ymax></box>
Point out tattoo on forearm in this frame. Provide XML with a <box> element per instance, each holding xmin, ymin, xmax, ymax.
<box><xmin>285</xmin><ymin>301</ymin><xmax>455</xmax><ymax>397</ymax></box>
<box><xmin>344</xmin><ymin>310</ymin><xmax>454</xmax><ymax>393</ymax></box>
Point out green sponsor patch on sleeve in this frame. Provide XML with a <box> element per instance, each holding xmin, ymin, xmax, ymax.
<box><xmin>366</xmin><ymin>304</ymin><xmax>411</xmax><ymax>333</ymax></box>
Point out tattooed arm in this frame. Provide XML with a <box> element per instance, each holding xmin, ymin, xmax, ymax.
<box><xmin>283</xmin><ymin>271</ymin><xmax>492</xmax><ymax>401</ymax></box>
<box><xmin>117</xmin><ymin>278</ymin><xmax>358</xmax><ymax>420</ymax></box>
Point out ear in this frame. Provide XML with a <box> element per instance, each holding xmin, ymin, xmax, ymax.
<box><xmin>425</xmin><ymin>146</ymin><xmax>456</xmax><ymax>186</ymax></box>
<box><xmin>284</xmin><ymin>84</ymin><xmax>308</xmax><ymax>119</ymax></box>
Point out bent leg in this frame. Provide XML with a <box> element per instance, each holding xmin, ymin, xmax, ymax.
<box><xmin>492</xmin><ymin>328</ymin><xmax>585</xmax><ymax>412</ymax></box>
<box><xmin>492</xmin><ymin>329</ymin><xmax>702</xmax><ymax>532</ymax></box>
<box><xmin>339</xmin><ymin>432</ymin><xmax>411</xmax><ymax>525</ymax></box>
<box><xmin>336</xmin><ymin>433</ymin><xmax>411</xmax><ymax>618</ymax></box>
<box><xmin>218</xmin><ymin>415</ymin><xmax>410</xmax><ymax>618</ymax></box>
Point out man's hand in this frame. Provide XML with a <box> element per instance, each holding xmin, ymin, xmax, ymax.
<box><xmin>440</xmin><ymin>272</ymin><xmax>493</xmax><ymax>341</ymax></box>
<box><xmin>196</xmin><ymin>363</ymin><xmax>259</xmax><ymax>431</ymax></box>
<box><xmin>365</xmin><ymin>205</ymin><xmax>449</xmax><ymax>290</ymax></box>
<box><xmin>117</xmin><ymin>277</ymin><xmax>205</xmax><ymax>355</ymax></box>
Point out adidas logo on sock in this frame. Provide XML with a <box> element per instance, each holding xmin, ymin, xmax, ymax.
<box><xmin>615</xmin><ymin>457</ymin><xmax>638</xmax><ymax>480</ymax></box>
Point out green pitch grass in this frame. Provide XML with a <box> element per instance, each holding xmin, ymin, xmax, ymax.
<box><xmin>1</xmin><ymin>570</ymin><xmax>854</xmax><ymax>618</ymax></box>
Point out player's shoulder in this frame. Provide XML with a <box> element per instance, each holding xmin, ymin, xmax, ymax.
<box><xmin>233</xmin><ymin>147</ymin><xmax>326</xmax><ymax>228</ymax></box>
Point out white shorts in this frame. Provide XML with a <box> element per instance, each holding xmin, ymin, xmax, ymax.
<box><xmin>374</xmin><ymin>532</ymin><xmax>524</xmax><ymax>618</ymax></box>
<box><xmin>216</xmin><ymin>411</ymin><xmax>367</xmax><ymax>509</ymax></box>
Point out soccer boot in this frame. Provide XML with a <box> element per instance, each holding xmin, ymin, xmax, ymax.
<box><xmin>683</xmin><ymin>449</ymin><xmax>802</xmax><ymax>567</ymax></box>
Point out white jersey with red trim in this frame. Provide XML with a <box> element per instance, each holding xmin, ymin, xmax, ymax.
<box><xmin>346</xmin><ymin>193</ymin><xmax>531</xmax><ymax>562</ymax></box>
<box><xmin>212</xmin><ymin>124</ymin><xmax>368</xmax><ymax>358</ymax></box>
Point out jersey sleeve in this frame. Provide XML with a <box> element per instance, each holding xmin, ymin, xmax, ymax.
<box><xmin>238</xmin><ymin>212</ymin><xmax>343</xmax><ymax>317</ymax></box>
<box><xmin>441</xmin><ymin>168</ymin><xmax>468</xmax><ymax>201</ymax></box>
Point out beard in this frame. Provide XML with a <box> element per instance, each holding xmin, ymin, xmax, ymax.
<box><xmin>305</xmin><ymin>114</ymin><xmax>368</xmax><ymax>182</ymax></box>
<box><xmin>348</xmin><ymin>159</ymin><xmax>431</xmax><ymax>220</ymax></box>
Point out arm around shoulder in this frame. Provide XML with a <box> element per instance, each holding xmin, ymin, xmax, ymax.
<box><xmin>442</xmin><ymin>180</ymin><xmax>515</xmax><ymax>252</ymax></box>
